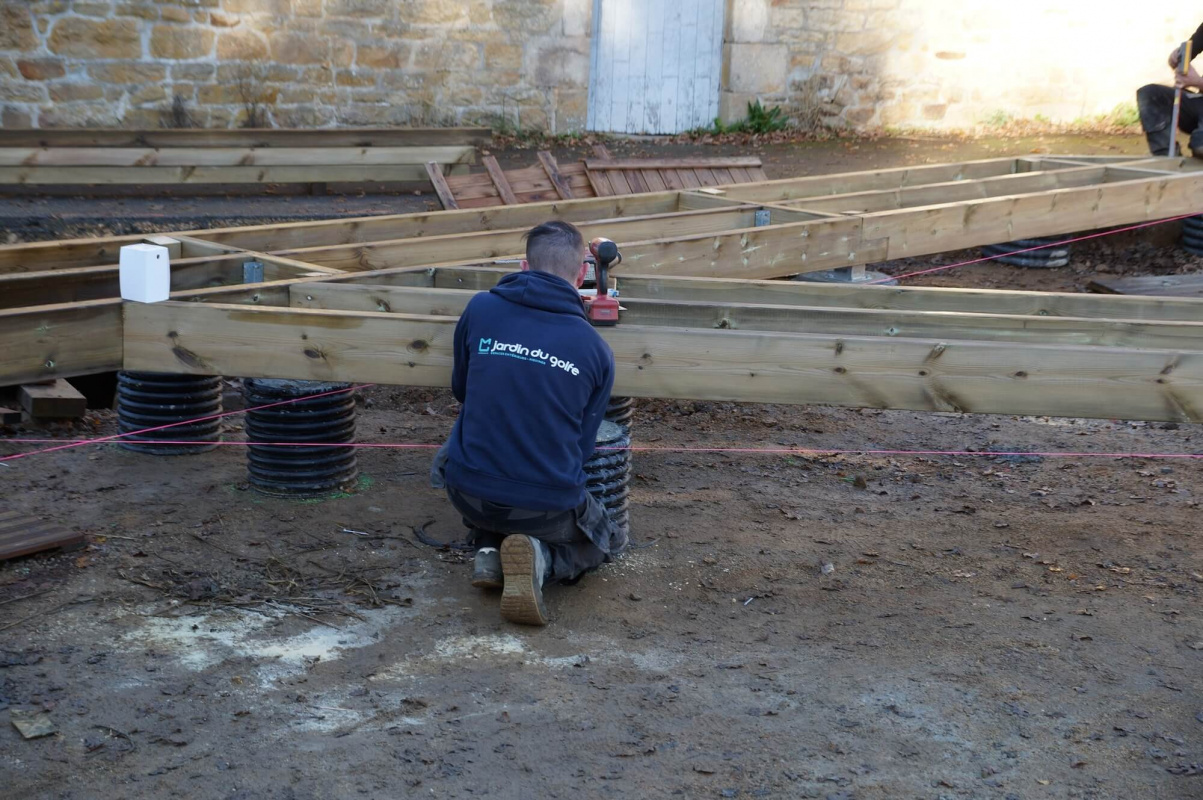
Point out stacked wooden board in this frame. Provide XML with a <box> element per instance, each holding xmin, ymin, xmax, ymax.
<box><xmin>2</xmin><ymin>155</ymin><xmax>1203</xmax><ymax>424</ymax></box>
<box><xmin>426</xmin><ymin>145</ymin><xmax>768</xmax><ymax>209</ymax></box>
<box><xmin>0</xmin><ymin>127</ymin><xmax>489</xmax><ymax>191</ymax></box>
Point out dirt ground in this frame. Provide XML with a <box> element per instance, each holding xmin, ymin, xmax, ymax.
<box><xmin>4</xmin><ymin>135</ymin><xmax>1203</xmax><ymax>800</ymax></box>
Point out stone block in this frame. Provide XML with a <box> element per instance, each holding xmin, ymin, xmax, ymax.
<box><xmin>493</xmin><ymin>0</ymin><xmax>556</xmax><ymax>33</ymax></box>
<box><xmin>224</xmin><ymin>0</ymin><xmax>290</xmax><ymax>13</ymax></box>
<box><xmin>533</xmin><ymin>43</ymin><xmax>589</xmax><ymax>88</ymax></box>
<box><xmin>122</xmin><ymin>108</ymin><xmax>163</xmax><ymax>127</ymax></box>
<box><xmin>271</xmin><ymin>33</ymin><xmax>327</xmax><ymax>64</ymax></box>
<box><xmin>731</xmin><ymin>0</ymin><xmax>769</xmax><ymax>43</ymax></box>
<box><xmin>327</xmin><ymin>0</ymin><xmax>390</xmax><ymax>17</ymax></box>
<box><xmin>727</xmin><ymin>43</ymin><xmax>788</xmax><ymax>94</ymax></box>
<box><xmin>171</xmin><ymin>63</ymin><xmax>216</xmax><ymax>81</ymax></box>
<box><xmin>151</xmin><ymin>25</ymin><xmax>215</xmax><ymax>59</ymax></box>
<box><xmin>0</xmin><ymin>84</ymin><xmax>47</xmax><ymax>103</ymax></box>
<box><xmin>835</xmin><ymin>29</ymin><xmax>899</xmax><ymax>56</ymax></box>
<box><xmin>358</xmin><ymin>44</ymin><xmax>406</xmax><ymax>69</ymax></box>
<box><xmin>2</xmin><ymin>106</ymin><xmax>34</xmax><ymax>128</ymax></box>
<box><xmin>0</xmin><ymin>57</ymin><xmax>16</xmax><ymax>78</ymax></box>
<box><xmin>50</xmin><ymin>83</ymin><xmax>105</xmax><ymax>102</ymax></box>
<box><xmin>294</xmin><ymin>0</ymin><xmax>323</xmax><ymax>16</ymax></box>
<box><xmin>160</xmin><ymin>6</ymin><xmax>191</xmax><ymax>22</ymax></box>
<box><xmin>39</xmin><ymin>102</ymin><xmax>121</xmax><ymax>127</ymax></box>
<box><xmin>209</xmin><ymin>10</ymin><xmax>239</xmax><ymax>27</ymax></box>
<box><xmin>335</xmin><ymin>69</ymin><xmax>376</xmax><ymax>87</ymax></box>
<box><xmin>48</xmin><ymin>18</ymin><xmax>142</xmax><ymax>58</ymax></box>
<box><xmin>218</xmin><ymin>30</ymin><xmax>269</xmax><ymax>61</ymax></box>
<box><xmin>562</xmin><ymin>0</ymin><xmax>590</xmax><ymax>37</ymax></box>
<box><xmin>844</xmin><ymin>106</ymin><xmax>875</xmax><ymax>126</ymax></box>
<box><xmin>89</xmin><ymin>62</ymin><xmax>167</xmax><ymax>83</ymax></box>
<box><xmin>719</xmin><ymin>91</ymin><xmax>759</xmax><ymax>124</ymax></box>
<box><xmin>115</xmin><ymin>3</ymin><xmax>160</xmax><ymax>20</ymax></box>
<box><xmin>414</xmin><ymin>42</ymin><xmax>480</xmax><ymax>72</ymax></box>
<box><xmin>17</xmin><ymin>59</ymin><xmax>67</xmax><ymax>81</ymax></box>
<box><xmin>922</xmin><ymin>103</ymin><xmax>947</xmax><ymax>121</ymax></box>
<box><xmin>73</xmin><ymin>2</ymin><xmax>114</xmax><ymax>18</ymax></box>
<box><xmin>485</xmin><ymin>43</ymin><xmax>523</xmax><ymax>71</ymax></box>
<box><xmin>400</xmin><ymin>0</ymin><xmax>464</xmax><ymax>24</ymax></box>
<box><xmin>331</xmin><ymin>39</ymin><xmax>356</xmax><ymax>67</ymax></box>
<box><xmin>130</xmin><ymin>84</ymin><xmax>166</xmax><ymax>105</ymax></box>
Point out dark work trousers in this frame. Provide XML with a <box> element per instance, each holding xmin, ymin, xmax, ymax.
<box><xmin>1137</xmin><ymin>83</ymin><xmax>1203</xmax><ymax>155</ymax></box>
<box><xmin>445</xmin><ymin>486</ymin><xmax>624</xmax><ymax>583</ymax></box>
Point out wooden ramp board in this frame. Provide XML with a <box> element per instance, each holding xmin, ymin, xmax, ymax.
<box><xmin>0</xmin><ymin>511</ymin><xmax>85</xmax><ymax>561</ymax></box>
<box><xmin>1088</xmin><ymin>273</ymin><xmax>1203</xmax><ymax>298</ymax></box>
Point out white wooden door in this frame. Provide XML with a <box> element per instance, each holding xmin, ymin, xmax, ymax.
<box><xmin>587</xmin><ymin>0</ymin><xmax>725</xmax><ymax>134</ymax></box>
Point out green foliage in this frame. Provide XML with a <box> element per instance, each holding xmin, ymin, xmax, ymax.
<box><xmin>1105</xmin><ymin>102</ymin><xmax>1140</xmax><ymax>128</ymax></box>
<box><xmin>691</xmin><ymin>100</ymin><xmax>791</xmax><ymax>135</ymax></box>
<box><xmin>982</xmin><ymin>109</ymin><xmax>1013</xmax><ymax>128</ymax></box>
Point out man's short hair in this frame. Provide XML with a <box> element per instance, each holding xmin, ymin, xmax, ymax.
<box><xmin>524</xmin><ymin>220</ymin><xmax>585</xmax><ymax>282</ymax></box>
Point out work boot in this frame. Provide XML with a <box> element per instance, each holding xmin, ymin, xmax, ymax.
<box><xmin>499</xmin><ymin>535</ymin><xmax>549</xmax><ymax>626</ymax></box>
<box><xmin>471</xmin><ymin>547</ymin><xmax>503</xmax><ymax>589</ymax></box>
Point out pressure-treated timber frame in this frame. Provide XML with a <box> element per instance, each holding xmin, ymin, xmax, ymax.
<box><xmin>6</xmin><ymin>154</ymin><xmax>1203</xmax><ymax>423</ymax></box>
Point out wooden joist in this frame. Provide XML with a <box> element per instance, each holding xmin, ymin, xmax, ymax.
<box><xmin>123</xmin><ymin>300</ymin><xmax>1203</xmax><ymax>423</ymax></box>
<box><xmin>0</xmin><ymin>127</ymin><xmax>493</xmax><ymax>148</ymax></box>
<box><xmin>1089</xmin><ymin>273</ymin><xmax>1203</xmax><ymax>298</ymax></box>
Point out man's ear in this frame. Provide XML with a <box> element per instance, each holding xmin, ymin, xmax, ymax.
<box><xmin>576</xmin><ymin>260</ymin><xmax>589</xmax><ymax>288</ymax></box>
<box><xmin>520</xmin><ymin>259</ymin><xmax>530</xmax><ymax>272</ymax></box>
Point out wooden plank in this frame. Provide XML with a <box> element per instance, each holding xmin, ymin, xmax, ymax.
<box><xmin>641</xmin><ymin>169</ymin><xmax>669</xmax><ymax>192</ymax></box>
<box><xmin>0</xmin><ymin>128</ymin><xmax>491</xmax><ymax>149</ymax></box>
<box><xmin>123</xmin><ymin>301</ymin><xmax>1203</xmax><ymax>423</ymax></box>
<box><xmin>536</xmin><ymin>152</ymin><xmax>575</xmax><ymax>199</ymax></box>
<box><xmin>0</xmin><ymin>164</ymin><xmax>460</xmax><ymax>186</ymax></box>
<box><xmin>784</xmin><ymin>166</ymin><xmax>1109</xmax><ymax>215</ymax></box>
<box><xmin>0</xmin><ymin>301</ymin><xmax>122</xmax><ymax>385</ymax></box>
<box><xmin>608</xmin><ymin>273</ymin><xmax>1203</xmax><ymax>321</ymax></box>
<box><xmin>481</xmin><ymin>155</ymin><xmax>519</xmax><ymax>205</ymax></box>
<box><xmin>0</xmin><ymin>511</ymin><xmax>86</xmax><ymax>562</ymax></box>
<box><xmin>586</xmin><ymin>167</ymin><xmax>615</xmax><ymax>197</ymax></box>
<box><xmin>294</xmin><ymin>283</ymin><xmax>1203</xmax><ymax>351</ymax></box>
<box><xmin>425</xmin><ymin>162</ymin><xmax>460</xmax><ymax>210</ymax></box>
<box><xmin>584</xmin><ymin>158</ymin><xmax>764</xmax><ymax>169</ymax></box>
<box><xmin>0</xmin><ymin>128</ymin><xmax>492</xmax><ymax>148</ymax></box>
<box><xmin>1089</xmin><ymin>274</ymin><xmax>1203</xmax><ymax>298</ymax></box>
<box><xmin>714</xmin><ymin>157</ymin><xmax>1023</xmax><ymax>201</ymax></box>
<box><xmin>865</xmin><ymin>173</ymin><xmax>1203</xmax><ymax>259</ymax></box>
<box><xmin>19</xmin><ymin>379</ymin><xmax>86</xmax><ymax>418</ymax></box>
<box><xmin>0</xmin><ymin>146</ymin><xmax>476</xmax><ymax>168</ymax></box>
<box><xmin>624</xmin><ymin>168</ymin><xmax>650</xmax><ymax>194</ymax></box>
<box><xmin>605</xmin><ymin>168</ymin><xmax>633</xmax><ymax>195</ymax></box>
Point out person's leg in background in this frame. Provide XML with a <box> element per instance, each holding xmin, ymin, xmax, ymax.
<box><xmin>1138</xmin><ymin>83</ymin><xmax>1179</xmax><ymax>155</ymax></box>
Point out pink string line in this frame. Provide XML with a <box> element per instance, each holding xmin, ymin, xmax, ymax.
<box><xmin>0</xmin><ymin>383</ymin><xmax>375</xmax><ymax>464</ymax></box>
<box><xmin>870</xmin><ymin>212</ymin><xmax>1202</xmax><ymax>284</ymax></box>
<box><xmin>1</xmin><ymin>437</ymin><xmax>1200</xmax><ymax>460</ymax></box>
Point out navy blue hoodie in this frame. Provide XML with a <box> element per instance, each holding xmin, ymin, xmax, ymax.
<box><xmin>443</xmin><ymin>270</ymin><xmax>615</xmax><ymax>511</ymax></box>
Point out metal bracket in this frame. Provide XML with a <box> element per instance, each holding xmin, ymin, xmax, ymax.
<box><xmin>754</xmin><ymin>208</ymin><xmax>771</xmax><ymax>227</ymax></box>
<box><xmin>242</xmin><ymin>260</ymin><xmax>264</xmax><ymax>284</ymax></box>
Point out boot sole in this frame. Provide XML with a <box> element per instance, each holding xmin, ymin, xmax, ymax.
<box><xmin>471</xmin><ymin>575</ymin><xmax>503</xmax><ymax>590</ymax></box>
<box><xmin>499</xmin><ymin>536</ymin><xmax>548</xmax><ymax>626</ymax></box>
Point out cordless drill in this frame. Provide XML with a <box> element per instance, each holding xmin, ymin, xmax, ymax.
<box><xmin>583</xmin><ymin>237</ymin><xmax>621</xmax><ymax>326</ymax></box>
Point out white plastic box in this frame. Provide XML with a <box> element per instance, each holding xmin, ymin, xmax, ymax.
<box><xmin>119</xmin><ymin>243</ymin><xmax>171</xmax><ymax>303</ymax></box>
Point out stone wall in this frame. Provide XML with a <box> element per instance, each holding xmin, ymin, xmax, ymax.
<box><xmin>727</xmin><ymin>0</ymin><xmax>1203</xmax><ymax>129</ymax></box>
<box><xmin>0</xmin><ymin>0</ymin><xmax>592</xmax><ymax>131</ymax></box>
<box><xmin>2</xmin><ymin>0</ymin><xmax>1202</xmax><ymax>132</ymax></box>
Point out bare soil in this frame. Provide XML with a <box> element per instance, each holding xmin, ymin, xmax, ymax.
<box><xmin>4</xmin><ymin>135</ymin><xmax>1203</xmax><ymax>800</ymax></box>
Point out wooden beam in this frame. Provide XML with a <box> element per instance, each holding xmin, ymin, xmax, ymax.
<box><xmin>537</xmin><ymin>151</ymin><xmax>575</xmax><ymax>200</ymax></box>
<box><xmin>481</xmin><ymin>155</ymin><xmax>519</xmax><ymax>205</ymax></box>
<box><xmin>292</xmin><ymin>283</ymin><xmax>1203</xmax><ymax>351</ymax></box>
<box><xmin>19</xmin><ymin>379</ymin><xmax>86</xmax><ymax>418</ymax></box>
<box><xmin>123</xmin><ymin>300</ymin><xmax>1203</xmax><ymax>423</ymax></box>
<box><xmin>711</xmin><ymin>158</ymin><xmax>1023</xmax><ymax>201</ymax></box>
<box><xmin>0</xmin><ymin>127</ymin><xmax>493</xmax><ymax>148</ymax></box>
<box><xmin>0</xmin><ymin>255</ymin><xmax>333</xmax><ymax>310</ymax></box>
<box><xmin>425</xmin><ymin>161</ymin><xmax>459</xmax><ymax>209</ymax></box>
<box><xmin>585</xmin><ymin>158</ymin><xmax>764</xmax><ymax>170</ymax></box>
<box><xmin>0</xmin><ymin>146</ymin><xmax>476</xmax><ymax>168</ymax></box>
<box><xmin>0</xmin><ymin>301</ymin><xmax>122</xmax><ymax>385</ymax></box>
<box><xmin>0</xmin><ymin>164</ymin><xmax>468</xmax><ymax>186</ymax></box>
<box><xmin>374</xmin><ymin>267</ymin><xmax>1203</xmax><ymax>322</ymax></box>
